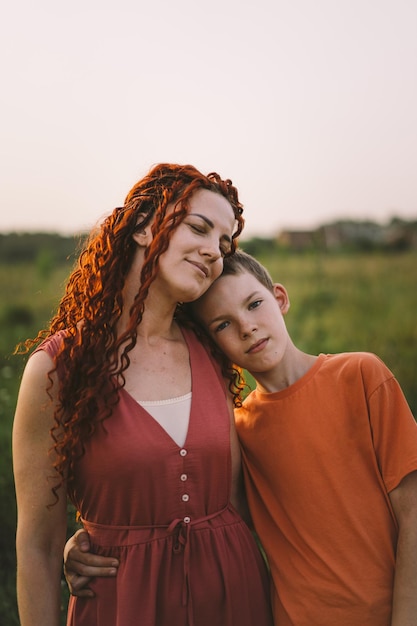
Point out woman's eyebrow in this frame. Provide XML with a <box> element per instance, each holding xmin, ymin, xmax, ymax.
<box><xmin>189</xmin><ymin>213</ymin><xmax>232</xmax><ymax>243</ymax></box>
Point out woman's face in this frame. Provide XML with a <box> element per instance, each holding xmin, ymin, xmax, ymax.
<box><xmin>156</xmin><ymin>188</ymin><xmax>236</xmax><ymax>303</ymax></box>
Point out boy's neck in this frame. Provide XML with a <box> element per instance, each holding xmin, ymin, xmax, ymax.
<box><xmin>253</xmin><ymin>350</ymin><xmax>317</xmax><ymax>394</ymax></box>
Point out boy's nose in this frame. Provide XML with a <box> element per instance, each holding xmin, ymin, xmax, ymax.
<box><xmin>239</xmin><ymin>319</ymin><xmax>257</xmax><ymax>339</ymax></box>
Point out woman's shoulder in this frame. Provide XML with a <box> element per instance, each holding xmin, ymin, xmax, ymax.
<box><xmin>32</xmin><ymin>329</ymin><xmax>70</xmax><ymax>360</ymax></box>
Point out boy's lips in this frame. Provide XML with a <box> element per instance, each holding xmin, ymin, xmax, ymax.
<box><xmin>246</xmin><ymin>338</ymin><xmax>268</xmax><ymax>354</ymax></box>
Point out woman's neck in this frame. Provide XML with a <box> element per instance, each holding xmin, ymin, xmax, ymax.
<box><xmin>119</xmin><ymin>274</ymin><xmax>179</xmax><ymax>341</ymax></box>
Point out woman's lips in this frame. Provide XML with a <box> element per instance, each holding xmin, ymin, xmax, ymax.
<box><xmin>188</xmin><ymin>260</ymin><xmax>209</xmax><ymax>277</ymax></box>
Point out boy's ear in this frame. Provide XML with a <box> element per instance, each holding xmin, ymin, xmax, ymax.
<box><xmin>272</xmin><ymin>283</ymin><xmax>290</xmax><ymax>314</ymax></box>
<box><xmin>132</xmin><ymin>214</ymin><xmax>153</xmax><ymax>247</ymax></box>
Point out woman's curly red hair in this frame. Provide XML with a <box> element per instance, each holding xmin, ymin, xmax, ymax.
<box><xmin>16</xmin><ymin>163</ymin><xmax>244</xmax><ymax>501</ymax></box>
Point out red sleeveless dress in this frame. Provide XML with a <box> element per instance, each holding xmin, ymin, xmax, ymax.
<box><xmin>39</xmin><ymin>328</ymin><xmax>272</xmax><ymax>626</ymax></box>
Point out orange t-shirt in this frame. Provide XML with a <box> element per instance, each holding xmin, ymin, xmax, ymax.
<box><xmin>235</xmin><ymin>352</ymin><xmax>417</xmax><ymax>626</ymax></box>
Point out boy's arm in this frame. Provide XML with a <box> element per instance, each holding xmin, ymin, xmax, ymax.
<box><xmin>389</xmin><ymin>470</ymin><xmax>417</xmax><ymax>626</ymax></box>
<box><xmin>64</xmin><ymin>529</ymin><xmax>118</xmax><ymax>597</ymax></box>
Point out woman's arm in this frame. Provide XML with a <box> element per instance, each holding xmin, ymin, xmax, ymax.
<box><xmin>228</xmin><ymin>395</ymin><xmax>252</xmax><ymax>526</ymax></box>
<box><xmin>389</xmin><ymin>470</ymin><xmax>417</xmax><ymax>626</ymax></box>
<box><xmin>13</xmin><ymin>350</ymin><xmax>68</xmax><ymax>626</ymax></box>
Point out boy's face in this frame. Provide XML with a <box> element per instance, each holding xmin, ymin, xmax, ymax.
<box><xmin>194</xmin><ymin>270</ymin><xmax>291</xmax><ymax>375</ymax></box>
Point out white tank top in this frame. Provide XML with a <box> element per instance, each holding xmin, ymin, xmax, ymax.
<box><xmin>138</xmin><ymin>392</ymin><xmax>192</xmax><ymax>447</ymax></box>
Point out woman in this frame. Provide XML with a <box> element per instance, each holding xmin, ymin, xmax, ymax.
<box><xmin>13</xmin><ymin>163</ymin><xmax>272</xmax><ymax>626</ymax></box>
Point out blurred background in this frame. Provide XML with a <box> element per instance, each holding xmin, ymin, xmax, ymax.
<box><xmin>1</xmin><ymin>0</ymin><xmax>416</xmax><ymax>623</ymax></box>
<box><xmin>1</xmin><ymin>0</ymin><xmax>417</xmax><ymax>236</ymax></box>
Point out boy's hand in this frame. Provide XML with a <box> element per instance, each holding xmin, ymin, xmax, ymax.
<box><xmin>64</xmin><ymin>528</ymin><xmax>119</xmax><ymax>597</ymax></box>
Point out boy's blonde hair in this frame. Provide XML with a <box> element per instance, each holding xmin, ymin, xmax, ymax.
<box><xmin>222</xmin><ymin>249</ymin><xmax>274</xmax><ymax>290</ymax></box>
<box><xmin>185</xmin><ymin>249</ymin><xmax>275</xmax><ymax>408</ymax></box>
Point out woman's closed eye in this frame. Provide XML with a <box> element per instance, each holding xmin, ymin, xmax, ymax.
<box><xmin>190</xmin><ymin>223</ymin><xmax>206</xmax><ymax>234</ymax></box>
<box><xmin>189</xmin><ymin>223</ymin><xmax>230</xmax><ymax>257</ymax></box>
<box><xmin>219</xmin><ymin>243</ymin><xmax>231</xmax><ymax>257</ymax></box>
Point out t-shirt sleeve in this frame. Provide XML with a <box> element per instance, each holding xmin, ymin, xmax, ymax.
<box><xmin>368</xmin><ymin>364</ymin><xmax>417</xmax><ymax>492</ymax></box>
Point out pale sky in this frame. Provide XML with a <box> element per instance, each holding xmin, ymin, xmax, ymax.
<box><xmin>1</xmin><ymin>0</ymin><xmax>416</xmax><ymax>239</ymax></box>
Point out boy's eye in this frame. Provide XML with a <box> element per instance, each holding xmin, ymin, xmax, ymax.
<box><xmin>248</xmin><ymin>299</ymin><xmax>262</xmax><ymax>310</ymax></box>
<box><xmin>214</xmin><ymin>320</ymin><xmax>230</xmax><ymax>333</ymax></box>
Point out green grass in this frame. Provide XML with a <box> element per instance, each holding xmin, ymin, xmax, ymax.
<box><xmin>251</xmin><ymin>249</ymin><xmax>417</xmax><ymax>412</ymax></box>
<box><xmin>0</xmin><ymin>262</ymin><xmax>74</xmax><ymax>626</ymax></box>
<box><xmin>1</xmin><ymin>249</ymin><xmax>416</xmax><ymax>624</ymax></box>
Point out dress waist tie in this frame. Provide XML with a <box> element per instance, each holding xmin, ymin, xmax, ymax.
<box><xmin>81</xmin><ymin>505</ymin><xmax>230</xmax><ymax>626</ymax></box>
<box><xmin>167</xmin><ymin>507</ymin><xmax>228</xmax><ymax>626</ymax></box>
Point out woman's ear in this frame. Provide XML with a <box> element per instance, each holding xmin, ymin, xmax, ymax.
<box><xmin>272</xmin><ymin>283</ymin><xmax>290</xmax><ymax>314</ymax></box>
<box><xmin>132</xmin><ymin>214</ymin><xmax>153</xmax><ymax>247</ymax></box>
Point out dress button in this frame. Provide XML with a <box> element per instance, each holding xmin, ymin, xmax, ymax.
<box><xmin>179</xmin><ymin>449</ymin><xmax>187</xmax><ymax>457</ymax></box>
<box><xmin>180</xmin><ymin>474</ymin><xmax>188</xmax><ymax>482</ymax></box>
<box><xmin>182</xmin><ymin>494</ymin><xmax>189</xmax><ymax>502</ymax></box>
<box><xmin>184</xmin><ymin>516</ymin><xmax>191</xmax><ymax>523</ymax></box>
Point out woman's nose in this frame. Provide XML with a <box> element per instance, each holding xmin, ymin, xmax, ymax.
<box><xmin>200</xmin><ymin>237</ymin><xmax>222</xmax><ymax>261</ymax></box>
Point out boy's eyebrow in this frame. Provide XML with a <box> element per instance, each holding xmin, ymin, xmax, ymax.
<box><xmin>189</xmin><ymin>213</ymin><xmax>232</xmax><ymax>244</ymax></box>
<box><xmin>205</xmin><ymin>290</ymin><xmax>261</xmax><ymax>325</ymax></box>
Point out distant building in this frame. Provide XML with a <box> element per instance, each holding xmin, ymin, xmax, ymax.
<box><xmin>276</xmin><ymin>230</ymin><xmax>317</xmax><ymax>251</ymax></box>
<box><xmin>276</xmin><ymin>218</ymin><xmax>417</xmax><ymax>251</ymax></box>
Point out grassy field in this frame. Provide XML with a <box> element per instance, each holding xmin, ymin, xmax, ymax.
<box><xmin>249</xmin><ymin>249</ymin><xmax>417</xmax><ymax>411</ymax></box>
<box><xmin>0</xmin><ymin>248</ymin><xmax>416</xmax><ymax>624</ymax></box>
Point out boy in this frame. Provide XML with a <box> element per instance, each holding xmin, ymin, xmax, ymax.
<box><xmin>64</xmin><ymin>250</ymin><xmax>417</xmax><ymax>625</ymax></box>
<box><xmin>192</xmin><ymin>250</ymin><xmax>417</xmax><ymax>626</ymax></box>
